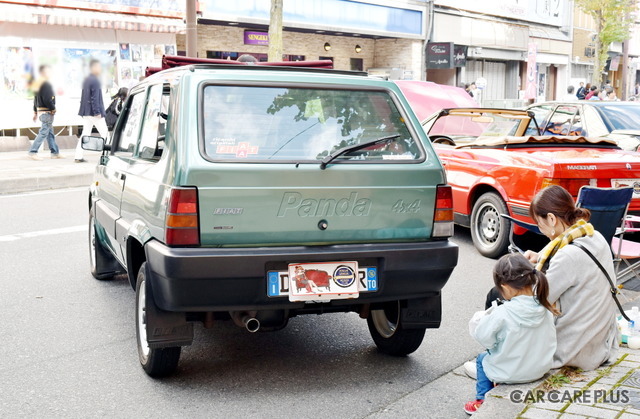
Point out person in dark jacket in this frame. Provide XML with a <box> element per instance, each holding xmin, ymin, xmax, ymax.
<box><xmin>576</xmin><ymin>82</ymin><xmax>586</xmax><ymax>100</ymax></box>
<box><xmin>105</xmin><ymin>87</ymin><xmax>128</xmax><ymax>132</ymax></box>
<box><xmin>75</xmin><ymin>59</ymin><xmax>108</xmax><ymax>163</ymax></box>
<box><xmin>27</xmin><ymin>65</ymin><xmax>62</xmax><ymax>160</ymax></box>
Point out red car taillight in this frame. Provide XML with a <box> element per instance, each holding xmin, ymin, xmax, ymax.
<box><xmin>165</xmin><ymin>187</ymin><xmax>200</xmax><ymax>246</ymax></box>
<box><xmin>433</xmin><ymin>185</ymin><xmax>454</xmax><ymax>238</ymax></box>
<box><xmin>540</xmin><ymin>178</ymin><xmax>591</xmax><ymax>197</ymax></box>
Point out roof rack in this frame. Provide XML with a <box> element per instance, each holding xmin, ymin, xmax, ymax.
<box><xmin>145</xmin><ymin>55</ymin><xmax>365</xmax><ymax>77</ymax></box>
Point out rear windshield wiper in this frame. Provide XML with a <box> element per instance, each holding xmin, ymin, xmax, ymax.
<box><xmin>320</xmin><ymin>134</ymin><xmax>401</xmax><ymax>170</ymax></box>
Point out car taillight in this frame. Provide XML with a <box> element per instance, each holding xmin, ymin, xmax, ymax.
<box><xmin>433</xmin><ymin>185</ymin><xmax>454</xmax><ymax>238</ymax></box>
<box><xmin>165</xmin><ymin>187</ymin><xmax>200</xmax><ymax>246</ymax></box>
<box><xmin>540</xmin><ymin>178</ymin><xmax>592</xmax><ymax>196</ymax></box>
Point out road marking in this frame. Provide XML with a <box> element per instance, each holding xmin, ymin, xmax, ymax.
<box><xmin>0</xmin><ymin>187</ymin><xmax>87</xmax><ymax>199</ymax></box>
<box><xmin>0</xmin><ymin>225</ymin><xmax>86</xmax><ymax>242</ymax></box>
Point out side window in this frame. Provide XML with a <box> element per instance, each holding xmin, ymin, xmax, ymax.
<box><xmin>570</xmin><ymin>110</ymin><xmax>586</xmax><ymax>136</ymax></box>
<box><xmin>137</xmin><ymin>84</ymin><xmax>167</xmax><ymax>160</ymax></box>
<box><xmin>544</xmin><ymin>106</ymin><xmax>578</xmax><ymax>136</ymax></box>
<box><xmin>525</xmin><ymin>105</ymin><xmax>553</xmax><ymax>135</ymax></box>
<box><xmin>583</xmin><ymin>106</ymin><xmax>609</xmax><ymax>137</ymax></box>
<box><xmin>116</xmin><ymin>92</ymin><xmax>145</xmax><ymax>155</ymax></box>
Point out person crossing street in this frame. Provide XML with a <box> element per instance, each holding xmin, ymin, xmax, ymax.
<box><xmin>27</xmin><ymin>65</ymin><xmax>63</xmax><ymax>160</ymax></box>
<box><xmin>75</xmin><ymin>59</ymin><xmax>108</xmax><ymax>163</ymax></box>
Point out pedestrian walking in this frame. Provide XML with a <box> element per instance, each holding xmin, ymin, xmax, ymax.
<box><xmin>585</xmin><ymin>85</ymin><xmax>598</xmax><ymax>100</ymax></box>
<box><xmin>76</xmin><ymin>59</ymin><xmax>108</xmax><ymax>163</ymax></box>
<box><xmin>463</xmin><ymin>253</ymin><xmax>557</xmax><ymax>415</ymax></box>
<box><xmin>27</xmin><ymin>64</ymin><xmax>63</xmax><ymax>160</ymax></box>
<box><xmin>576</xmin><ymin>82</ymin><xmax>586</xmax><ymax>100</ymax></box>
<box><xmin>105</xmin><ymin>87</ymin><xmax>128</xmax><ymax>132</ymax></box>
<box><xmin>563</xmin><ymin>85</ymin><xmax>578</xmax><ymax>101</ymax></box>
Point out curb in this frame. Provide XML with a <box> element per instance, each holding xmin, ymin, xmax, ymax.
<box><xmin>0</xmin><ymin>172</ymin><xmax>93</xmax><ymax>195</ymax></box>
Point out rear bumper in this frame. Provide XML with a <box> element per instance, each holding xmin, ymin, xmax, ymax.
<box><xmin>144</xmin><ymin>240</ymin><xmax>458</xmax><ymax>312</ymax></box>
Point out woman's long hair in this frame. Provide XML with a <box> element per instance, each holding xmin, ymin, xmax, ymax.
<box><xmin>529</xmin><ymin>185</ymin><xmax>590</xmax><ymax>226</ymax></box>
<box><xmin>111</xmin><ymin>87</ymin><xmax>128</xmax><ymax>100</ymax></box>
<box><xmin>494</xmin><ymin>253</ymin><xmax>559</xmax><ymax>315</ymax></box>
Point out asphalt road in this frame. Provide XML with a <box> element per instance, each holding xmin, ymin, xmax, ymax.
<box><xmin>0</xmin><ymin>188</ymin><xmax>498</xmax><ymax>418</ymax></box>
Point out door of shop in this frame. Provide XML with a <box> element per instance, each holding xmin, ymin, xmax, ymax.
<box><xmin>465</xmin><ymin>59</ymin><xmax>507</xmax><ymax>101</ymax></box>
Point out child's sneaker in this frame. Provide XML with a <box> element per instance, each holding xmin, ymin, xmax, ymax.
<box><xmin>464</xmin><ymin>399</ymin><xmax>483</xmax><ymax>414</ymax></box>
<box><xmin>463</xmin><ymin>360</ymin><xmax>477</xmax><ymax>379</ymax></box>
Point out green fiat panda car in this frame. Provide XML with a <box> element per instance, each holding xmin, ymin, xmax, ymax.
<box><xmin>83</xmin><ymin>62</ymin><xmax>458</xmax><ymax>377</ymax></box>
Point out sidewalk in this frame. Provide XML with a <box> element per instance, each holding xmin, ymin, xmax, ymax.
<box><xmin>0</xmin><ymin>149</ymin><xmax>100</xmax><ymax>194</ymax></box>
<box><xmin>476</xmin><ymin>347</ymin><xmax>640</xmax><ymax>419</ymax></box>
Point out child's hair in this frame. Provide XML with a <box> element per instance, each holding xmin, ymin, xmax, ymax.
<box><xmin>493</xmin><ymin>253</ymin><xmax>559</xmax><ymax>315</ymax></box>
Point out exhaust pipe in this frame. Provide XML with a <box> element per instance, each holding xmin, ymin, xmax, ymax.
<box><xmin>243</xmin><ymin>316</ymin><xmax>260</xmax><ymax>333</ymax></box>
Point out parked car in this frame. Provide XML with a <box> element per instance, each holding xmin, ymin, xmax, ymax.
<box><xmin>394</xmin><ymin>80</ymin><xmax>478</xmax><ymax>121</ymax></box>
<box><xmin>421</xmin><ymin>108</ymin><xmax>640</xmax><ymax>257</ymax></box>
<box><xmin>83</xmin><ymin>60</ymin><xmax>459</xmax><ymax>377</ymax></box>
<box><xmin>527</xmin><ymin>101</ymin><xmax>640</xmax><ymax>151</ymax></box>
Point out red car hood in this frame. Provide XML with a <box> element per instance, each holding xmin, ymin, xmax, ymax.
<box><xmin>395</xmin><ymin>80</ymin><xmax>477</xmax><ymax>121</ymax></box>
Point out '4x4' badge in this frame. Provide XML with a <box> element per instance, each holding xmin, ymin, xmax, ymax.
<box><xmin>216</xmin><ymin>142</ymin><xmax>259</xmax><ymax>158</ymax></box>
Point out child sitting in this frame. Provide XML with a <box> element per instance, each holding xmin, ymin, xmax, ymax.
<box><xmin>465</xmin><ymin>253</ymin><xmax>558</xmax><ymax>414</ymax></box>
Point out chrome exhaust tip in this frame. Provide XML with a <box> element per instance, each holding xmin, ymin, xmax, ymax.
<box><xmin>243</xmin><ymin>316</ymin><xmax>260</xmax><ymax>333</ymax></box>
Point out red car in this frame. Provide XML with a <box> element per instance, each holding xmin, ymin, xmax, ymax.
<box><xmin>422</xmin><ymin>108</ymin><xmax>640</xmax><ymax>257</ymax></box>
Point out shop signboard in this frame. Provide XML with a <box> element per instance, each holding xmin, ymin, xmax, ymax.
<box><xmin>609</xmin><ymin>55</ymin><xmax>621</xmax><ymax>71</ymax></box>
<box><xmin>427</xmin><ymin>42</ymin><xmax>453</xmax><ymax>69</ymax></box>
<box><xmin>453</xmin><ymin>45</ymin><xmax>468</xmax><ymax>67</ymax></box>
<box><xmin>244</xmin><ymin>31</ymin><xmax>269</xmax><ymax>46</ymax></box>
<box><xmin>436</xmin><ymin>0</ymin><xmax>568</xmax><ymax>27</ymax></box>
<box><xmin>2</xmin><ymin>0</ymin><xmax>185</xmax><ymax>18</ymax></box>
<box><xmin>199</xmin><ymin>0</ymin><xmax>424</xmax><ymax>37</ymax></box>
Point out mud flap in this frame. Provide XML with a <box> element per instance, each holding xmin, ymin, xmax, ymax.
<box><xmin>145</xmin><ymin>272</ymin><xmax>193</xmax><ymax>349</ymax></box>
<box><xmin>400</xmin><ymin>293</ymin><xmax>442</xmax><ymax>329</ymax></box>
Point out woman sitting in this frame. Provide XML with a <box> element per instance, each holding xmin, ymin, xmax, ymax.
<box><xmin>524</xmin><ymin>185</ymin><xmax>618</xmax><ymax>370</ymax></box>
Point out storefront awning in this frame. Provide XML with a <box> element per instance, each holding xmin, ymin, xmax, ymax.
<box><xmin>0</xmin><ymin>4</ymin><xmax>184</xmax><ymax>33</ymax></box>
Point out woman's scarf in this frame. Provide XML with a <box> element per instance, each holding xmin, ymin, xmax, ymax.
<box><xmin>536</xmin><ymin>220</ymin><xmax>595</xmax><ymax>272</ymax></box>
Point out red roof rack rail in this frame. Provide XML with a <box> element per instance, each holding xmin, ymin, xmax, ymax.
<box><xmin>145</xmin><ymin>55</ymin><xmax>334</xmax><ymax>77</ymax></box>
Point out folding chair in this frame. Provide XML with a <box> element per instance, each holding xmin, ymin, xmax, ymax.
<box><xmin>500</xmin><ymin>214</ymin><xmax>540</xmax><ymax>255</ymax></box>
<box><xmin>576</xmin><ymin>186</ymin><xmax>637</xmax><ymax>286</ymax></box>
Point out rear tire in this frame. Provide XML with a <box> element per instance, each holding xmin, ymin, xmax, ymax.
<box><xmin>367</xmin><ymin>301</ymin><xmax>425</xmax><ymax>356</ymax></box>
<box><xmin>470</xmin><ymin>192</ymin><xmax>510</xmax><ymax>258</ymax></box>
<box><xmin>136</xmin><ymin>263</ymin><xmax>181</xmax><ymax>377</ymax></box>
<box><xmin>89</xmin><ymin>214</ymin><xmax>117</xmax><ymax>280</ymax></box>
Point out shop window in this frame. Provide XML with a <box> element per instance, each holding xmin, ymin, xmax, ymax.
<box><xmin>319</xmin><ymin>56</ymin><xmax>333</xmax><ymax>62</ymax></box>
<box><xmin>350</xmin><ymin>58</ymin><xmax>363</xmax><ymax>71</ymax></box>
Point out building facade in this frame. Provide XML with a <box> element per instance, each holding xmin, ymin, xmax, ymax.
<box><xmin>429</xmin><ymin>0</ymin><xmax>572</xmax><ymax>105</ymax></box>
<box><xmin>0</xmin><ymin>0</ymin><xmax>182</xmax><ymax>130</ymax></box>
<box><xmin>176</xmin><ymin>0</ymin><xmax>428</xmax><ymax>81</ymax></box>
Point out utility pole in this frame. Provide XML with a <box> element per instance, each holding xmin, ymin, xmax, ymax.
<box><xmin>268</xmin><ymin>0</ymin><xmax>284</xmax><ymax>62</ymax></box>
<box><xmin>186</xmin><ymin>0</ymin><xmax>197</xmax><ymax>58</ymax></box>
<box><xmin>622</xmin><ymin>38</ymin><xmax>630</xmax><ymax>100</ymax></box>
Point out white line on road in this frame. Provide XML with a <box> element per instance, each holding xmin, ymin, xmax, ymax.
<box><xmin>0</xmin><ymin>225</ymin><xmax>86</xmax><ymax>242</ymax></box>
<box><xmin>0</xmin><ymin>187</ymin><xmax>87</xmax><ymax>199</ymax></box>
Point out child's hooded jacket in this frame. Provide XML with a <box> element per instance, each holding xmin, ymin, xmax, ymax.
<box><xmin>470</xmin><ymin>295</ymin><xmax>557</xmax><ymax>383</ymax></box>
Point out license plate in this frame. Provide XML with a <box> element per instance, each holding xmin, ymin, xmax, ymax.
<box><xmin>267</xmin><ymin>262</ymin><xmax>378</xmax><ymax>302</ymax></box>
<box><xmin>611</xmin><ymin>179</ymin><xmax>640</xmax><ymax>198</ymax></box>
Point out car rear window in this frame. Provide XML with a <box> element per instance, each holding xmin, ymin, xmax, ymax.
<box><xmin>201</xmin><ymin>85</ymin><xmax>422</xmax><ymax>162</ymax></box>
